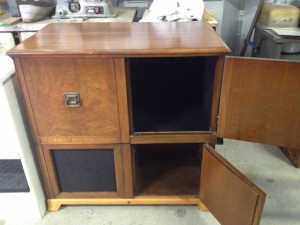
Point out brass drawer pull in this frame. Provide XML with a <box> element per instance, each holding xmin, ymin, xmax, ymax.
<box><xmin>64</xmin><ymin>92</ymin><xmax>80</xmax><ymax>107</ymax></box>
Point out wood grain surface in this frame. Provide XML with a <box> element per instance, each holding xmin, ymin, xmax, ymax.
<box><xmin>200</xmin><ymin>144</ymin><xmax>265</xmax><ymax>225</ymax></box>
<box><xmin>8</xmin><ymin>22</ymin><xmax>231</xmax><ymax>57</ymax></box>
<box><xmin>218</xmin><ymin>57</ymin><xmax>300</xmax><ymax>149</ymax></box>
<box><xmin>20</xmin><ymin>57</ymin><xmax>121</xmax><ymax>144</ymax></box>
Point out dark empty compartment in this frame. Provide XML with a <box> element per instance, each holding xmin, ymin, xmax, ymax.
<box><xmin>128</xmin><ymin>57</ymin><xmax>216</xmax><ymax>132</ymax></box>
<box><xmin>52</xmin><ymin>149</ymin><xmax>117</xmax><ymax>192</ymax></box>
<box><xmin>134</xmin><ymin>144</ymin><xmax>201</xmax><ymax>196</ymax></box>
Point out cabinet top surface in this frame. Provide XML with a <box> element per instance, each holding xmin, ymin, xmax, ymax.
<box><xmin>8</xmin><ymin>22</ymin><xmax>230</xmax><ymax>57</ymax></box>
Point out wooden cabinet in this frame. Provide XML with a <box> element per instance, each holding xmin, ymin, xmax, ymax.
<box><xmin>8</xmin><ymin>22</ymin><xmax>300</xmax><ymax>225</ymax></box>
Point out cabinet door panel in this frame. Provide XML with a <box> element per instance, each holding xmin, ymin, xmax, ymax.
<box><xmin>20</xmin><ymin>58</ymin><xmax>120</xmax><ymax>144</ymax></box>
<box><xmin>200</xmin><ymin>144</ymin><xmax>265</xmax><ymax>225</ymax></box>
<box><xmin>218</xmin><ymin>57</ymin><xmax>300</xmax><ymax>149</ymax></box>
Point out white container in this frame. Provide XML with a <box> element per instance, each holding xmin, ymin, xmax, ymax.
<box><xmin>282</xmin><ymin>42</ymin><xmax>300</xmax><ymax>53</ymax></box>
<box><xmin>19</xmin><ymin>4</ymin><xmax>54</xmax><ymax>22</ymax></box>
<box><xmin>0</xmin><ymin>56</ymin><xmax>46</xmax><ymax>219</ymax></box>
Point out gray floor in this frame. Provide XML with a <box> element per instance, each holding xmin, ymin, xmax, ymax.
<box><xmin>1</xmin><ymin>139</ymin><xmax>300</xmax><ymax>225</ymax></box>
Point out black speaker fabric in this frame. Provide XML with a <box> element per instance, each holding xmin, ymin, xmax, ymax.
<box><xmin>52</xmin><ymin>149</ymin><xmax>117</xmax><ymax>192</ymax></box>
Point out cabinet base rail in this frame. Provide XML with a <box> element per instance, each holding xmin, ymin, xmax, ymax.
<box><xmin>48</xmin><ymin>196</ymin><xmax>207</xmax><ymax>212</ymax></box>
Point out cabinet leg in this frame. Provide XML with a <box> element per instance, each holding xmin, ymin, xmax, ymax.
<box><xmin>48</xmin><ymin>199</ymin><xmax>62</xmax><ymax>212</ymax></box>
<box><xmin>198</xmin><ymin>201</ymin><xmax>208</xmax><ymax>211</ymax></box>
<box><xmin>280</xmin><ymin>147</ymin><xmax>300</xmax><ymax>168</ymax></box>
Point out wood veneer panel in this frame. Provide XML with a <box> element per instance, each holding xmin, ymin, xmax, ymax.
<box><xmin>13</xmin><ymin>58</ymin><xmax>41</xmax><ymax>144</ymax></box>
<box><xmin>121</xmin><ymin>144</ymin><xmax>134</xmax><ymax>198</ymax></box>
<box><xmin>130</xmin><ymin>133</ymin><xmax>211</xmax><ymax>144</ymax></box>
<box><xmin>20</xmin><ymin>57</ymin><xmax>120</xmax><ymax>144</ymax></box>
<box><xmin>47</xmin><ymin>196</ymin><xmax>201</xmax><ymax>211</ymax></box>
<box><xmin>210</xmin><ymin>56</ymin><xmax>225</xmax><ymax>134</ymax></box>
<box><xmin>8</xmin><ymin>22</ymin><xmax>230</xmax><ymax>57</ymax></box>
<box><xmin>114</xmin><ymin>58</ymin><xmax>130</xmax><ymax>143</ymax></box>
<box><xmin>200</xmin><ymin>144</ymin><xmax>265</xmax><ymax>225</ymax></box>
<box><xmin>218</xmin><ymin>57</ymin><xmax>300</xmax><ymax>149</ymax></box>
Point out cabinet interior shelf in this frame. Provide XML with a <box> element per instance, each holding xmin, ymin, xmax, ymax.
<box><xmin>134</xmin><ymin>144</ymin><xmax>201</xmax><ymax>196</ymax></box>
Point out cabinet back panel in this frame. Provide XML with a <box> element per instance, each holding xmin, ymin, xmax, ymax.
<box><xmin>128</xmin><ymin>57</ymin><xmax>216</xmax><ymax>132</ymax></box>
<box><xmin>20</xmin><ymin>58</ymin><xmax>120</xmax><ymax>142</ymax></box>
<box><xmin>52</xmin><ymin>149</ymin><xmax>117</xmax><ymax>192</ymax></box>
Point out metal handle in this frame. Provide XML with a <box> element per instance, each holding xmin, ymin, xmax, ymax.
<box><xmin>64</xmin><ymin>92</ymin><xmax>80</xmax><ymax>107</ymax></box>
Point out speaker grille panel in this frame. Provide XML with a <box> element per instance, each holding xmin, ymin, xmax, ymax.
<box><xmin>52</xmin><ymin>149</ymin><xmax>117</xmax><ymax>192</ymax></box>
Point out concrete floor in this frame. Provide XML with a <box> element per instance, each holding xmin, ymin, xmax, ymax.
<box><xmin>1</xmin><ymin>139</ymin><xmax>300</xmax><ymax>225</ymax></box>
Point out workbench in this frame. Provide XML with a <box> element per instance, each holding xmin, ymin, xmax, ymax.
<box><xmin>0</xmin><ymin>7</ymin><xmax>137</xmax><ymax>53</ymax></box>
<box><xmin>252</xmin><ymin>24</ymin><xmax>300</xmax><ymax>61</ymax></box>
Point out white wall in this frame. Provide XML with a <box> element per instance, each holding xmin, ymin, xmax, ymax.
<box><xmin>220</xmin><ymin>0</ymin><xmax>241</xmax><ymax>54</ymax></box>
<box><xmin>218</xmin><ymin>0</ymin><xmax>282</xmax><ymax>55</ymax></box>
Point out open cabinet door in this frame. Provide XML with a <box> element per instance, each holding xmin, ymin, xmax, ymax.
<box><xmin>200</xmin><ymin>144</ymin><xmax>265</xmax><ymax>225</ymax></box>
<box><xmin>218</xmin><ymin>57</ymin><xmax>300</xmax><ymax>149</ymax></box>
